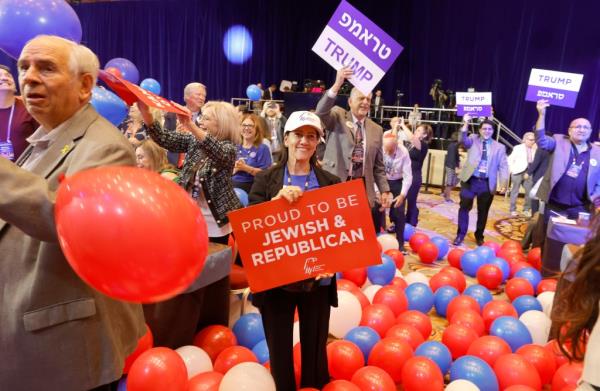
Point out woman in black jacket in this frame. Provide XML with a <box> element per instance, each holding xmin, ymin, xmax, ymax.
<box><xmin>249</xmin><ymin>111</ymin><xmax>340</xmax><ymax>391</ymax></box>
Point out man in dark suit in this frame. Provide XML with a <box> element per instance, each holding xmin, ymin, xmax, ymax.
<box><xmin>315</xmin><ymin>67</ymin><xmax>392</xmax><ymax>222</ymax></box>
<box><xmin>371</xmin><ymin>89</ymin><xmax>384</xmax><ymax>119</ymax></box>
<box><xmin>262</xmin><ymin>83</ymin><xmax>278</xmax><ymax>101</ymax></box>
<box><xmin>0</xmin><ymin>35</ymin><xmax>145</xmax><ymax>390</ymax></box>
<box><xmin>454</xmin><ymin>113</ymin><xmax>508</xmax><ymax>246</ymax></box>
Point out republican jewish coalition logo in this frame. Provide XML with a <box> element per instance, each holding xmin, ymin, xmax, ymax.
<box><xmin>304</xmin><ymin>257</ymin><xmax>325</xmax><ymax>275</ymax></box>
<box><xmin>298</xmin><ymin>111</ymin><xmax>320</xmax><ymax>127</ymax></box>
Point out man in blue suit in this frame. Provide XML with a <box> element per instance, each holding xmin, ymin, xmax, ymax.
<box><xmin>454</xmin><ymin>113</ymin><xmax>508</xmax><ymax>246</ymax></box>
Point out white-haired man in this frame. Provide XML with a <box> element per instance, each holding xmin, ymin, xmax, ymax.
<box><xmin>0</xmin><ymin>35</ymin><xmax>145</xmax><ymax>390</ymax></box>
<box><xmin>508</xmin><ymin>131</ymin><xmax>536</xmax><ymax>217</ymax></box>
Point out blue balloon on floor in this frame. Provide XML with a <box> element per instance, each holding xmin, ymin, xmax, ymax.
<box><xmin>105</xmin><ymin>57</ymin><xmax>140</xmax><ymax>84</ymax></box>
<box><xmin>489</xmin><ymin>316</ymin><xmax>532</xmax><ymax>352</ymax></box>
<box><xmin>251</xmin><ymin>339</ymin><xmax>270</xmax><ymax>364</ymax></box>
<box><xmin>223</xmin><ymin>25</ymin><xmax>253</xmax><ymax>64</ymax></box>
<box><xmin>405</xmin><ymin>282</ymin><xmax>435</xmax><ymax>314</ymax></box>
<box><xmin>450</xmin><ymin>355</ymin><xmax>499</xmax><ymax>391</ymax></box>
<box><xmin>234</xmin><ymin>188</ymin><xmax>249</xmax><ymax>207</ymax></box>
<box><xmin>246</xmin><ymin>84</ymin><xmax>262</xmax><ymax>101</ymax></box>
<box><xmin>488</xmin><ymin>257</ymin><xmax>510</xmax><ymax>282</ymax></box>
<box><xmin>90</xmin><ymin>86</ymin><xmax>128</xmax><ymax>127</ymax></box>
<box><xmin>233</xmin><ymin>313</ymin><xmax>265</xmax><ymax>349</ymax></box>
<box><xmin>367</xmin><ymin>254</ymin><xmax>396</xmax><ymax>285</ymax></box>
<box><xmin>434</xmin><ymin>285</ymin><xmax>460</xmax><ymax>318</ymax></box>
<box><xmin>140</xmin><ymin>78</ymin><xmax>161</xmax><ymax>95</ymax></box>
<box><xmin>464</xmin><ymin>284</ymin><xmax>493</xmax><ymax>309</ymax></box>
<box><xmin>403</xmin><ymin>224</ymin><xmax>415</xmax><ymax>241</ymax></box>
<box><xmin>431</xmin><ymin>236</ymin><xmax>449</xmax><ymax>260</ymax></box>
<box><xmin>475</xmin><ymin>245</ymin><xmax>496</xmax><ymax>263</ymax></box>
<box><xmin>344</xmin><ymin>326</ymin><xmax>380</xmax><ymax>362</ymax></box>
<box><xmin>512</xmin><ymin>295</ymin><xmax>543</xmax><ymax>316</ymax></box>
<box><xmin>415</xmin><ymin>341</ymin><xmax>453</xmax><ymax>375</ymax></box>
<box><xmin>515</xmin><ymin>267</ymin><xmax>542</xmax><ymax>294</ymax></box>
<box><xmin>460</xmin><ymin>251</ymin><xmax>484</xmax><ymax>277</ymax></box>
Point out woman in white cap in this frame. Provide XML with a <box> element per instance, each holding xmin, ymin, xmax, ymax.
<box><xmin>248</xmin><ymin>110</ymin><xmax>340</xmax><ymax>391</ymax></box>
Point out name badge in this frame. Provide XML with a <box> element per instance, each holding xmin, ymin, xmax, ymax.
<box><xmin>566</xmin><ymin>162</ymin><xmax>582</xmax><ymax>178</ymax></box>
<box><xmin>0</xmin><ymin>140</ymin><xmax>15</xmax><ymax>161</ymax></box>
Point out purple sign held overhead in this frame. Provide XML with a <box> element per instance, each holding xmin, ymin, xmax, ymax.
<box><xmin>525</xmin><ymin>68</ymin><xmax>584</xmax><ymax>108</ymax></box>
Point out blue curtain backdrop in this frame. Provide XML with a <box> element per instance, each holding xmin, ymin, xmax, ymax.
<box><xmin>1</xmin><ymin>0</ymin><xmax>598</xmax><ymax>137</ymax></box>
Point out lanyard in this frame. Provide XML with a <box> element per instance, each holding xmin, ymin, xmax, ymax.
<box><xmin>4</xmin><ymin>103</ymin><xmax>15</xmax><ymax>142</ymax></box>
<box><xmin>570</xmin><ymin>142</ymin><xmax>589</xmax><ymax>165</ymax></box>
<box><xmin>284</xmin><ymin>165</ymin><xmax>311</xmax><ymax>191</ymax></box>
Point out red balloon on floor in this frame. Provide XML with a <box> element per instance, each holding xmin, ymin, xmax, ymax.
<box><xmin>396</xmin><ymin>310</ymin><xmax>432</xmax><ymax>340</ymax></box>
<box><xmin>188</xmin><ymin>371</ymin><xmax>223</xmax><ymax>391</ymax></box>
<box><xmin>385</xmin><ymin>324</ymin><xmax>424</xmax><ymax>351</ymax></box>
<box><xmin>327</xmin><ymin>340</ymin><xmax>364</xmax><ymax>381</ymax></box>
<box><xmin>482</xmin><ymin>300</ymin><xmax>518</xmax><ymax>331</ymax></box>
<box><xmin>552</xmin><ymin>362</ymin><xmax>583</xmax><ymax>391</ymax></box>
<box><xmin>401</xmin><ymin>357</ymin><xmax>444</xmax><ymax>391</ymax></box>
<box><xmin>504</xmin><ymin>386</ymin><xmax>537</xmax><ymax>391</ymax></box>
<box><xmin>536</xmin><ymin>279</ymin><xmax>557</xmax><ymax>294</ymax></box>
<box><xmin>446</xmin><ymin>295</ymin><xmax>480</xmax><ymax>320</ymax></box>
<box><xmin>493</xmin><ymin>353</ymin><xmax>542</xmax><ymax>390</ymax></box>
<box><xmin>123</xmin><ymin>324</ymin><xmax>153</xmax><ymax>373</ymax></box>
<box><xmin>384</xmin><ymin>248</ymin><xmax>405</xmax><ymax>270</ymax></box>
<box><xmin>351</xmin><ymin>366</ymin><xmax>396</xmax><ymax>391</ymax></box>
<box><xmin>505</xmin><ymin>278</ymin><xmax>535</xmax><ymax>301</ymax></box>
<box><xmin>477</xmin><ymin>264</ymin><xmax>503</xmax><ymax>289</ymax></box>
<box><xmin>213</xmin><ymin>346</ymin><xmax>257</xmax><ymax>374</ymax></box>
<box><xmin>127</xmin><ymin>347</ymin><xmax>188</xmax><ymax>391</ymax></box>
<box><xmin>447</xmin><ymin>248</ymin><xmax>465</xmax><ymax>269</ymax></box>
<box><xmin>193</xmin><ymin>325</ymin><xmax>237</xmax><ymax>362</ymax></box>
<box><xmin>341</xmin><ymin>268</ymin><xmax>367</xmax><ymax>288</ymax></box>
<box><xmin>390</xmin><ymin>276</ymin><xmax>408</xmax><ymax>290</ymax></box>
<box><xmin>526</xmin><ymin>247</ymin><xmax>542</xmax><ymax>269</ymax></box>
<box><xmin>322</xmin><ymin>380</ymin><xmax>361</xmax><ymax>391</ymax></box>
<box><xmin>467</xmin><ymin>335</ymin><xmax>512</xmax><ymax>367</ymax></box>
<box><xmin>418</xmin><ymin>241</ymin><xmax>439</xmax><ymax>264</ymax></box>
<box><xmin>442</xmin><ymin>323</ymin><xmax>479</xmax><ymax>359</ymax></box>
<box><xmin>409</xmin><ymin>233</ymin><xmax>430</xmax><ymax>253</ymax></box>
<box><xmin>440</xmin><ymin>266</ymin><xmax>467</xmax><ymax>292</ymax></box>
<box><xmin>373</xmin><ymin>285</ymin><xmax>408</xmax><ymax>317</ymax></box>
<box><xmin>450</xmin><ymin>309</ymin><xmax>486</xmax><ymax>337</ymax></box>
<box><xmin>367</xmin><ymin>337</ymin><xmax>414</xmax><ymax>383</ymax></box>
<box><xmin>429</xmin><ymin>271</ymin><xmax>455</xmax><ymax>293</ymax></box>
<box><xmin>360</xmin><ymin>304</ymin><xmax>396</xmax><ymax>337</ymax></box>
<box><xmin>544</xmin><ymin>340</ymin><xmax>570</xmax><ymax>369</ymax></box>
<box><xmin>516</xmin><ymin>344</ymin><xmax>557</xmax><ymax>385</ymax></box>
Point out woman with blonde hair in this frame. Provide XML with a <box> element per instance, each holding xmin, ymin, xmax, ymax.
<box><xmin>135</xmin><ymin>139</ymin><xmax>178</xmax><ymax>181</ymax></box>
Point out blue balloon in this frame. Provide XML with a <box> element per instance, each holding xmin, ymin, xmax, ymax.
<box><xmin>140</xmin><ymin>78</ymin><xmax>161</xmax><ymax>95</ymax></box>
<box><xmin>367</xmin><ymin>254</ymin><xmax>396</xmax><ymax>285</ymax></box>
<box><xmin>405</xmin><ymin>282</ymin><xmax>435</xmax><ymax>314</ymax></box>
<box><xmin>232</xmin><ymin>313</ymin><xmax>265</xmax><ymax>349</ymax></box>
<box><xmin>515</xmin><ymin>267</ymin><xmax>542</xmax><ymax>293</ymax></box>
<box><xmin>251</xmin><ymin>339</ymin><xmax>270</xmax><ymax>364</ymax></box>
<box><xmin>246</xmin><ymin>84</ymin><xmax>262</xmax><ymax>101</ymax></box>
<box><xmin>450</xmin><ymin>355</ymin><xmax>499</xmax><ymax>391</ymax></box>
<box><xmin>434</xmin><ymin>285</ymin><xmax>460</xmax><ymax>318</ymax></box>
<box><xmin>223</xmin><ymin>25</ymin><xmax>253</xmax><ymax>64</ymax></box>
<box><xmin>415</xmin><ymin>341</ymin><xmax>453</xmax><ymax>375</ymax></box>
<box><xmin>403</xmin><ymin>223</ymin><xmax>415</xmax><ymax>241</ymax></box>
<box><xmin>460</xmin><ymin>250</ymin><xmax>485</xmax><ymax>277</ymax></box>
<box><xmin>234</xmin><ymin>187</ymin><xmax>249</xmax><ymax>207</ymax></box>
<box><xmin>90</xmin><ymin>87</ymin><xmax>128</xmax><ymax>127</ymax></box>
<box><xmin>488</xmin><ymin>257</ymin><xmax>510</xmax><ymax>282</ymax></box>
<box><xmin>512</xmin><ymin>295</ymin><xmax>543</xmax><ymax>316</ymax></box>
<box><xmin>464</xmin><ymin>284</ymin><xmax>493</xmax><ymax>309</ymax></box>
<box><xmin>475</xmin><ymin>246</ymin><xmax>496</xmax><ymax>263</ymax></box>
<box><xmin>344</xmin><ymin>326</ymin><xmax>380</xmax><ymax>362</ymax></box>
<box><xmin>489</xmin><ymin>316</ymin><xmax>532</xmax><ymax>352</ymax></box>
<box><xmin>105</xmin><ymin>58</ymin><xmax>140</xmax><ymax>84</ymax></box>
<box><xmin>431</xmin><ymin>236</ymin><xmax>449</xmax><ymax>260</ymax></box>
<box><xmin>117</xmin><ymin>376</ymin><xmax>127</xmax><ymax>391</ymax></box>
<box><xmin>0</xmin><ymin>0</ymin><xmax>82</xmax><ymax>59</ymax></box>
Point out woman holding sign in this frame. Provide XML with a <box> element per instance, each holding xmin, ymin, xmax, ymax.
<box><xmin>248</xmin><ymin>110</ymin><xmax>340</xmax><ymax>391</ymax></box>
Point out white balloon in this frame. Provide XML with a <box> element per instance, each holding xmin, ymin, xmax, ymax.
<box><xmin>362</xmin><ymin>284</ymin><xmax>383</xmax><ymax>303</ymax></box>
<box><xmin>218</xmin><ymin>362</ymin><xmax>276</xmax><ymax>391</ymax></box>
<box><xmin>395</xmin><ymin>269</ymin><xmax>404</xmax><ymax>278</ymax></box>
<box><xmin>329</xmin><ymin>290</ymin><xmax>362</xmax><ymax>338</ymax></box>
<box><xmin>175</xmin><ymin>345</ymin><xmax>213</xmax><ymax>379</ymax></box>
<box><xmin>293</xmin><ymin>321</ymin><xmax>300</xmax><ymax>345</ymax></box>
<box><xmin>519</xmin><ymin>310</ymin><xmax>551</xmax><ymax>345</ymax></box>
<box><xmin>445</xmin><ymin>379</ymin><xmax>481</xmax><ymax>390</ymax></box>
<box><xmin>377</xmin><ymin>234</ymin><xmax>399</xmax><ymax>252</ymax></box>
<box><xmin>537</xmin><ymin>291</ymin><xmax>555</xmax><ymax>317</ymax></box>
<box><xmin>362</xmin><ymin>278</ymin><xmax>373</xmax><ymax>290</ymax></box>
<box><xmin>405</xmin><ymin>271</ymin><xmax>429</xmax><ymax>285</ymax></box>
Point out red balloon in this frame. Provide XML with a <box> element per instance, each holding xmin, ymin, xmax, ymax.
<box><xmin>527</xmin><ymin>247</ymin><xmax>542</xmax><ymax>270</ymax></box>
<box><xmin>429</xmin><ymin>271</ymin><xmax>455</xmax><ymax>293</ymax></box>
<box><xmin>373</xmin><ymin>285</ymin><xmax>408</xmax><ymax>317</ymax></box>
<box><xmin>322</xmin><ymin>380</ymin><xmax>361</xmax><ymax>391</ymax></box>
<box><xmin>483</xmin><ymin>241</ymin><xmax>501</xmax><ymax>254</ymax></box>
<box><xmin>552</xmin><ymin>362</ymin><xmax>583</xmax><ymax>391</ymax></box>
<box><xmin>213</xmin><ymin>346</ymin><xmax>257</xmax><ymax>374</ymax></box>
<box><xmin>504</xmin><ymin>386</ymin><xmax>537</xmax><ymax>391</ymax></box>
<box><xmin>502</xmin><ymin>240</ymin><xmax>523</xmax><ymax>252</ymax></box>
<box><xmin>299</xmin><ymin>389</ymin><xmax>320</xmax><ymax>391</ymax></box>
<box><xmin>510</xmin><ymin>261</ymin><xmax>533</xmax><ymax>278</ymax></box>
<box><xmin>409</xmin><ymin>233</ymin><xmax>430</xmax><ymax>253</ymax></box>
<box><xmin>123</xmin><ymin>324</ymin><xmax>153</xmax><ymax>373</ymax></box>
<box><xmin>193</xmin><ymin>325</ymin><xmax>237</xmax><ymax>362</ymax></box>
<box><xmin>128</xmin><ymin>347</ymin><xmax>188</xmax><ymax>391</ymax></box>
<box><xmin>497</xmin><ymin>246</ymin><xmax>523</xmax><ymax>263</ymax></box>
<box><xmin>384</xmin><ymin>248</ymin><xmax>405</xmax><ymax>270</ymax></box>
<box><xmin>537</xmin><ymin>279</ymin><xmax>558</xmax><ymax>294</ymax></box>
<box><xmin>390</xmin><ymin>276</ymin><xmax>408</xmax><ymax>290</ymax></box>
<box><xmin>494</xmin><ymin>353</ymin><xmax>542</xmax><ymax>390</ymax></box>
<box><xmin>418</xmin><ymin>241</ymin><xmax>439</xmax><ymax>264</ymax></box>
<box><xmin>385</xmin><ymin>324</ymin><xmax>424</xmax><ymax>351</ymax></box>
<box><xmin>337</xmin><ymin>279</ymin><xmax>370</xmax><ymax>309</ymax></box>
<box><xmin>360</xmin><ymin>304</ymin><xmax>396</xmax><ymax>337</ymax></box>
<box><xmin>341</xmin><ymin>268</ymin><xmax>367</xmax><ymax>288</ymax></box>
<box><xmin>105</xmin><ymin>66</ymin><xmax>123</xmax><ymax>78</ymax></box>
<box><xmin>327</xmin><ymin>340</ymin><xmax>364</xmax><ymax>380</ymax></box>
<box><xmin>482</xmin><ymin>300</ymin><xmax>518</xmax><ymax>331</ymax></box>
<box><xmin>396</xmin><ymin>310</ymin><xmax>432</xmax><ymax>340</ymax></box>
<box><xmin>450</xmin><ymin>309</ymin><xmax>486</xmax><ymax>337</ymax></box>
<box><xmin>367</xmin><ymin>337</ymin><xmax>414</xmax><ymax>382</ymax></box>
<box><xmin>467</xmin><ymin>335</ymin><xmax>512</xmax><ymax>367</ymax></box>
<box><xmin>440</xmin><ymin>266</ymin><xmax>467</xmax><ymax>292</ymax></box>
<box><xmin>505</xmin><ymin>277</ymin><xmax>535</xmax><ymax>301</ymax></box>
<box><xmin>55</xmin><ymin>167</ymin><xmax>208</xmax><ymax>302</ymax></box>
<box><xmin>442</xmin><ymin>323</ymin><xmax>479</xmax><ymax>359</ymax></box>
<box><xmin>477</xmin><ymin>264</ymin><xmax>503</xmax><ymax>289</ymax></box>
<box><xmin>544</xmin><ymin>340</ymin><xmax>570</xmax><ymax>369</ymax></box>
<box><xmin>517</xmin><ymin>344</ymin><xmax>557</xmax><ymax>385</ymax></box>
<box><xmin>351</xmin><ymin>366</ymin><xmax>396</xmax><ymax>391</ymax></box>
<box><xmin>446</xmin><ymin>295</ymin><xmax>480</xmax><ymax>320</ymax></box>
<box><xmin>401</xmin><ymin>357</ymin><xmax>444</xmax><ymax>391</ymax></box>
<box><xmin>447</xmin><ymin>248</ymin><xmax>465</xmax><ymax>269</ymax></box>
<box><xmin>188</xmin><ymin>371</ymin><xmax>223</xmax><ymax>391</ymax></box>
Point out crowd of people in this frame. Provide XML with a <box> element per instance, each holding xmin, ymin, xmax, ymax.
<box><xmin>1</xmin><ymin>37</ymin><xmax>599</xmax><ymax>391</ymax></box>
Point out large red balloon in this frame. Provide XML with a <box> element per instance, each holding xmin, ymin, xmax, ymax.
<box><xmin>493</xmin><ymin>353</ymin><xmax>542</xmax><ymax>390</ymax></box>
<box><xmin>447</xmin><ymin>248</ymin><xmax>465</xmax><ymax>269</ymax></box>
<box><xmin>450</xmin><ymin>309</ymin><xmax>486</xmax><ymax>337</ymax></box>
<box><xmin>440</xmin><ymin>266</ymin><xmax>467</xmax><ymax>292</ymax></box>
<box><xmin>510</xmin><ymin>261</ymin><xmax>532</xmax><ymax>278</ymax></box>
<box><xmin>360</xmin><ymin>304</ymin><xmax>396</xmax><ymax>337</ymax></box>
<box><xmin>373</xmin><ymin>285</ymin><xmax>408</xmax><ymax>317</ymax></box>
<box><xmin>527</xmin><ymin>247</ymin><xmax>542</xmax><ymax>270</ymax></box>
<box><xmin>428</xmin><ymin>272</ymin><xmax>455</xmax><ymax>293</ymax></box>
<box><xmin>537</xmin><ymin>279</ymin><xmax>558</xmax><ymax>294</ymax></box>
<box><xmin>341</xmin><ymin>268</ymin><xmax>367</xmax><ymax>288</ymax></box>
<box><xmin>396</xmin><ymin>310</ymin><xmax>432</xmax><ymax>340</ymax></box>
<box><xmin>442</xmin><ymin>324</ymin><xmax>479</xmax><ymax>359</ymax></box>
<box><xmin>409</xmin><ymin>233</ymin><xmax>430</xmax><ymax>253</ymax></box>
<box><xmin>322</xmin><ymin>380</ymin><xmax>361</xmax><ymax>391</ymax></box>
<box><xmin>385</xmin><ymin>324</ymin><xmax>424</xmax><ymax>351</ymax></box>
<box><xmin>188</xmin><ymin>371</ymin><xmax>223</xmax><ymax>391</ymax></box>
<box><xmin>327</xmin><ymin>340</ymin><xmax>364</xmax><ymax>381</ymax></box>
<box><xmin>467</xmin><ymin>335</ymin><xmax>512</xmax><ymax>367</ymax></box>
<box><xmin>55</xmin><ymin>166</ymin><xmax>208</xmax><ymax>302</ymax></box>
<box><xmin>505</xmin><ymin>277</ymin><xmax>535</xmax><ymax>301</ymax></box>
<box><xmin>476</xmin><ymin>264</ymin><xmax>503</xmax><ymax>289</ymax></box>
<box><xmin>213</xmin><ymin>346</ymin><xmax>257</xmax><ymax>374</ymax></box>
<box><xmin>123</xmin><ymin>324</ymin><xmax>153</xmax><ymax>373</ymax></box>
<box><xmin>128</xmin><ymin>347</ymin><xmax>188</xmax><ymax>391</ymax></box>
<box><xmin>501</xmin><ymin>240</ymin><xmax>523</xmax><ymax>252</ymax></box>
<box><xmin>418</xmin><ymin>241</ymin><xmax>439</xmax><ymax>264</ymax></box>
<box><xmin>390</xmin><ymin>276</ymin><xmax>408</xmax><ymax>290</ymax></box>
<box><xmin>384</xmin><ymin>248</ymin><xmax>405</xmax><ymax>270</ymax></box>
<box><xmin>482</xmin><ymin>300</ymin><xmax>518</xmax><ymax>331</ymax></box>
<box><xmin>517</xmin><ymin>344</ymin><xmax>557</xmax><ymax>385</ymax></box>
<box><xmin>552</xmin><ymin>362</ymin><xmax>583</xmax><ymax>391</ymax></box>
<box><xmin>544</xmin><ymin>340</ymin><xmax>570</xmax><ymax>369</ymax></box>
<box><xmin>504</xmin><ymin>386</ymin><xmax>537</xmax><ymax>391</ymax></box>
<box><xmin>367</xmin><ymin>337</ymin><xmax>414</xmax><ymax>382</ymax></box>
<box><xmin>193</xmin><ymin>325</ymin><xmax>237</xmax><ymax>362</ymax></box>
<box><xmin>400</xmin><ymin>357</ymin><xmax>444</xmax><ymax>391</ymax></box>
<box><xmin>351</xmin><ymin>366</ymin><xmax>396</xmax><ymax>391</ymax></box>
<box><xmin>446</xmin><ymin>295</ymin><xmax>480</xmax><ymax>320</ymax></box>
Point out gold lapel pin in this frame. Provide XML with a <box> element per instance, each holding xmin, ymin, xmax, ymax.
<box><xmin>60</xmin><ymin>144</ymin><xmax>72</xmax><ymax>155</ymax></box>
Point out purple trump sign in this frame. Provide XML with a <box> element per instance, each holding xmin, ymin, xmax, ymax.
<box><xmin>456</xmin><ymin>92</ymin><xmax>492</xmax><ymax>117</ymax></box>
<box><xmin>525</xmin><ymin>68</ymin><xmax>584</xmax><ymax>108</ymax></box>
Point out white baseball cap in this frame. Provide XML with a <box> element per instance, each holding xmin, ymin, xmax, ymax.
<box><xmin>284</xmin><ymin>111</ymin><xmax>323</xmax><ymax>137</ymax></box>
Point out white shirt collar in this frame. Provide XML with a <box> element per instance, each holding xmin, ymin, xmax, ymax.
<box><xmin>26</xmin><ymin>105</ymin><xmax>87</xmax><ymax>149</ymax></box>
